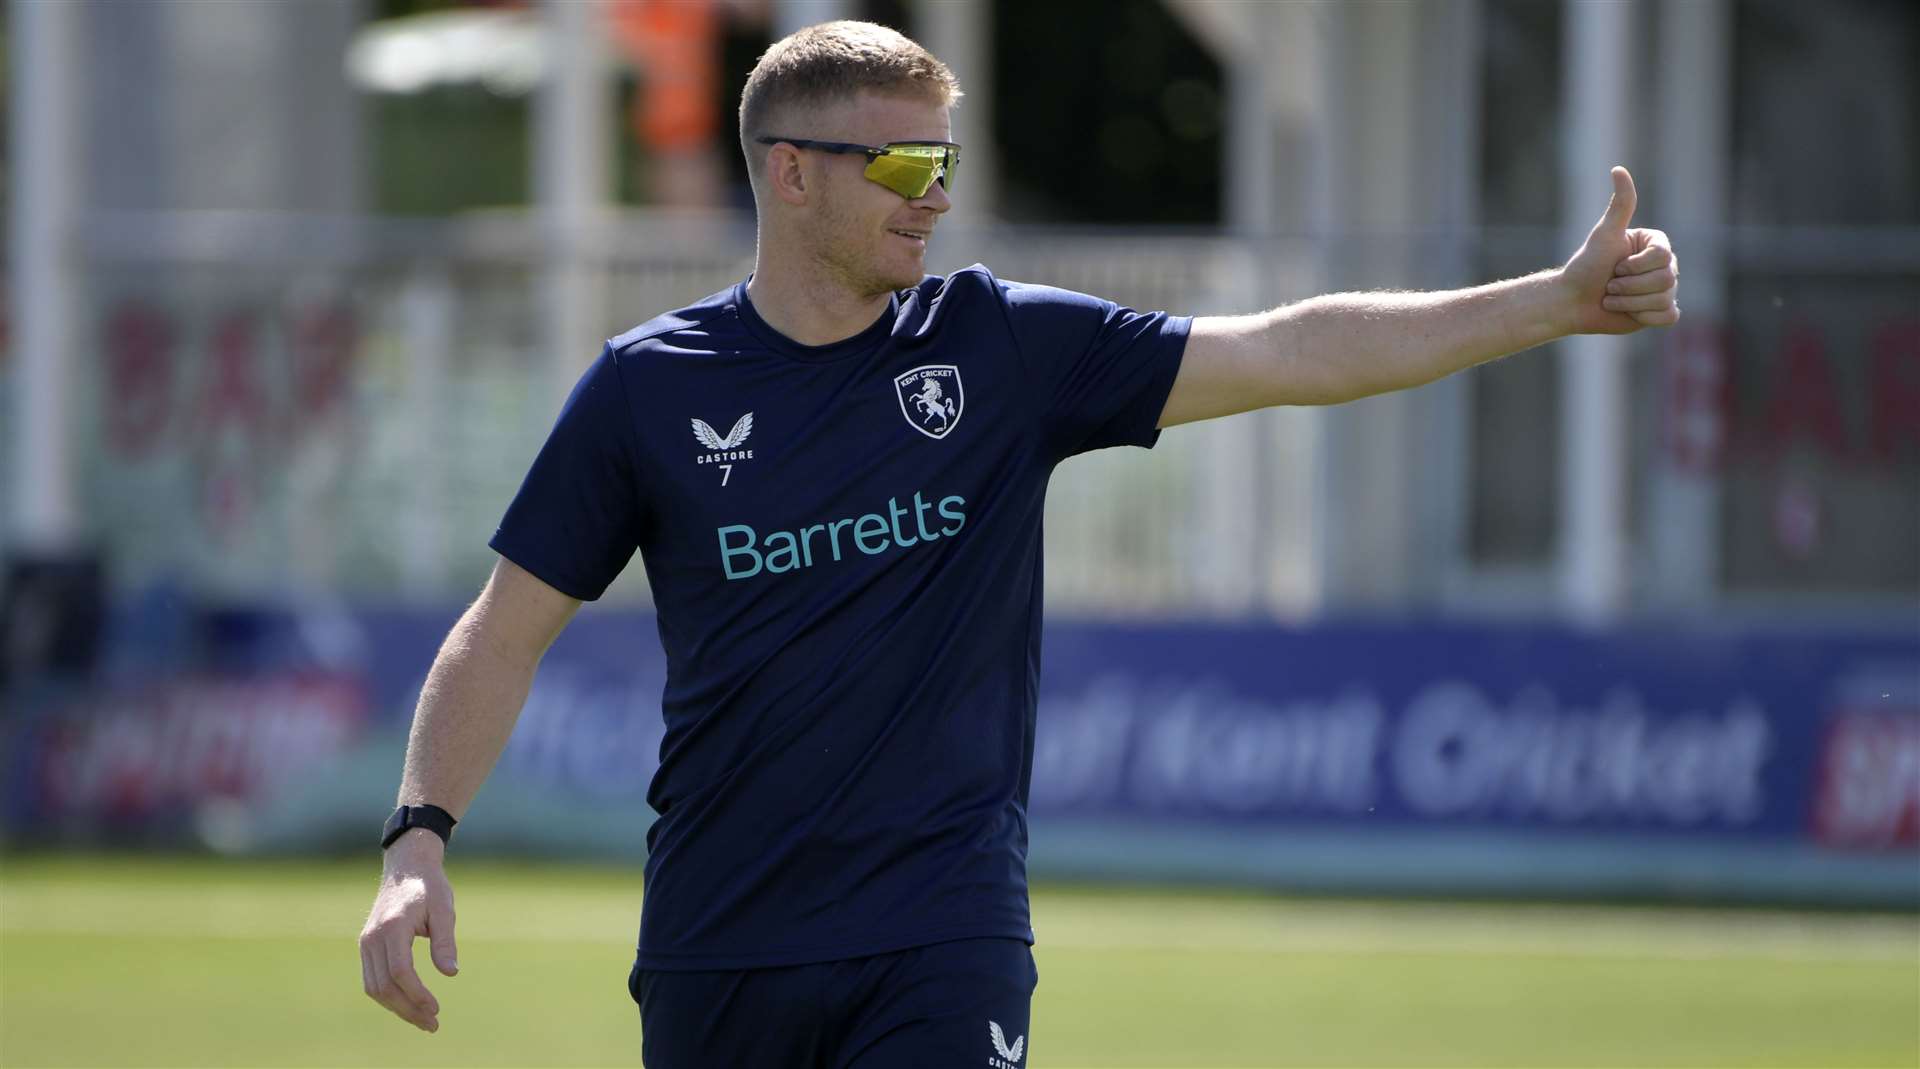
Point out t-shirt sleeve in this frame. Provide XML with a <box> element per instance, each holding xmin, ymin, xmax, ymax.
<box><xmin>997</xmin><ymin>278</ymin><xmax>1190</xmax><ymax>462</ymax></box>
<box><xmin>488</xmin><ymin>344</ymin><xmax>646</xmax><ymax>601</ymax></box>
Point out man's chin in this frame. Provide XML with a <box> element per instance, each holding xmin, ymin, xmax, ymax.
<box><xmin>855</xmin><ymin>271</ymin><xmax>920</xmax><ymax>297</ymax></box>
<box><xmin>832</xmin><ymin>250</ymin><xmax>926</xmax><ymax>296</ymax></box>
<box><xmin>880</xmin><ymin>256</ymin><xmax>927</xmax><ymax>290</ymax></box>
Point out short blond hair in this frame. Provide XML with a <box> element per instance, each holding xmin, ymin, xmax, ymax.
<box><xmin>738</xmin><ymin>21</ymin><xmax>962</xmax><ymax>191</ymax></box>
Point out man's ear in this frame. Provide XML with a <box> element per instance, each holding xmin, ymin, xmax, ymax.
<box><xmin>766</xmin><ymin>143</ymin><xmax>809</xmax><ymax>206</ymax></box>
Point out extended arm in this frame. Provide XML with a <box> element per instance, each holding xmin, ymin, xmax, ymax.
<box><xmin>358</xmin><ymin>556</ymin><xmax>581</xmax><ymax>1033</ymax></box>
<box><xmin>1158</xmin><ymin>167</ymin><xmax>1680</xmax><ymax>426</ymax></box>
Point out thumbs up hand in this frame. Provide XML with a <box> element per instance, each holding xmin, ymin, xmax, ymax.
<box><xmin>1559</xmin><ymin>166</ymin><xmax>1681</xmax><ymax>335</ymax></box>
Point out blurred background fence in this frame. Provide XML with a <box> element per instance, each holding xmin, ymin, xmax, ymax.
<box><xmin>33</xmin><ymin>215</ymin><xmax>1920</xmax><ymax>615</ymax></box>
<box><xmin>3</xmin><ymin>0</ymin><xmax>1917</xmax><ymax>910</ymax></box>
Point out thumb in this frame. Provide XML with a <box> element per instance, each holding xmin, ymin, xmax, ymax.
<box><xmin>1599</xmin><ymin>165</ymin><xmax>1637</xmax><ymax>231</ymax></box>
<box><xmin>427</xmin><ymin>904</ymin><xmax>459</xmax><ymax>977</ymax></box>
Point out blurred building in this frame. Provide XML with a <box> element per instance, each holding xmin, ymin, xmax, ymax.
<box><xmin>5</xmin><ymin>0</ymin><xmax>1916</xmax><ymax>620</ymax></box>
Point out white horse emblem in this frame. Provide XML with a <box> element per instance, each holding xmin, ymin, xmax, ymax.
<box><xmin>893</xmin><ymin>364</ymin><xmax>965</xmax><ymax>439</ymax></box>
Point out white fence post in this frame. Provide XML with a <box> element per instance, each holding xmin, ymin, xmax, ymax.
<box><xmin>1559</xmin><ymin>0</ymin><xmax>1634</xmax><ymax>622</ymax></box>
<box><xmin>1649</xmin><ymin>0</ymin><xmax>1731</xmax><ymax>608</ymax></box>
<box><xmin>537</xmin><ymin>0</ymin><xmax>608</xmax><ymax>396</ymax></box>
<box><xmin>8</xmin><ymin>0</ymin><xmax>82</xmax><ymax>553</ymax></box>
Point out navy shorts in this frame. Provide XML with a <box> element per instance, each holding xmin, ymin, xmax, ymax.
<box><xmin>631</xmin><ymin>937</ymin><xmax>1038</xmax><ymax>1069</ymax></box>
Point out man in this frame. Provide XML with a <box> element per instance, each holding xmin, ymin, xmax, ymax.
<box><xmin>359</xmin><ymin>19</ymin><xmax>1679</xmax><ymax>1068</ymax></box>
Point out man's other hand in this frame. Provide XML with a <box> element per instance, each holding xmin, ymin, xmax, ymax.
<box><xmin>1560</xmin><ymin>166</ymin><xmax>1681</xmax><ymax>335</ymax></box>
<box><xmin>359</xmin><ymin>830</ymin><xmax>459</xmax><ymax>1033</ymax></box>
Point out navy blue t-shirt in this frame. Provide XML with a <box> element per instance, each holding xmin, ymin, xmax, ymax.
<box><xmin>490</xmin><ymin>265</ymin><xmax>1189</xmax><ymax>969</ymax></box>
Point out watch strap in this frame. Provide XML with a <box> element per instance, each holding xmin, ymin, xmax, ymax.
<box><xmin>382</xmin><ymin>804</ymin><xmax>458</xmax><ymax>849</ymax></box>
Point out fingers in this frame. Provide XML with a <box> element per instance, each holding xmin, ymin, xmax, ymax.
<box><xmin>360</xmin><ymin>924</ymin><xmax>441</xmax><ymax>1033</ymax></box>
<box><xmin>1601</xmin><ymin>165</ymin><xmax>1637</xmax><ymax>230</ymax></box>
<box><xmin>427</xmin><ymin>897</ymin><xmax>460</xmax><ymax>978</ymax></box>
<box><xmin>363</xmin><ymin>936</ymin><xmax>389</xmax><ymax>1006</ymax></box>
<box><xmin>365</xmin><ymin>938</ymin><xmax>422</xmax><ymax>1031</ymax></box>
<box><xmin>1607</xmin><ymin>266</ymin><xmax>1674</xmax><ymax>296</ymax></box>
<box><xmin>1604</xmin><ymin>234</ymin><xmax>1680</xmax><ymax>326</ymax></box>
<box><xmin>386</xmin><ymin>932</ymin><xmax>442</xmax><ymax>1024</ymax></box>
<box><xmin>360</xmin><ymin>938</ymin><xmax>377</xmax><ymax>1004</ymax></box>
<box><xmin>1614</xmin><ymin>233</ymin><xmax>1673</xmax><ymax>275</ymax></box>
<box><xmin>383</xmin><ymin>932</ymin><xmax>443</xmax><ymax>1031</ymax></box>
<box><xmin>1602</xmin><ymin>291</ymin><xmax>1674</xmax><ymax>313</ymax></box>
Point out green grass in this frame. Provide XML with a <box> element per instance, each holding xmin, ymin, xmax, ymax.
<box><xmin>1</xmin><ymin>854</ymin><xmax>1915</xmax><ymax>1067</ymax></box>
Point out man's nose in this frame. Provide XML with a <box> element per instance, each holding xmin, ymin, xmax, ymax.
<box><xmin>912</xmin><ymin>176</ymin><xmax>952</xmax><ymax>213</ymax></box>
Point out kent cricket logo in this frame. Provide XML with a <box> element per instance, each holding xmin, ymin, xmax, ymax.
<box><xmin>987</xmin><ymin>1020</ymin><xmax>1025</xmax><ymax>1068</ymax></box>
<box><xmin>895</xmin><ymin>364</ymin><xmax>964</xmax><ymax>439</ymax></box>
<box><xmin>715</xmin><ymin>490</ymin><xmax>966</xmax><ymax>581</ymax></box>
<box><xmin>690</xmin><ymin>412</ymin><xmax>753</xmax><ymax>486</ymax></box>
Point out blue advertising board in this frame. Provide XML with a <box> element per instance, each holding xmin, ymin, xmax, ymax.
<box><xmin>1022</xmin><ymin>619</ymin><xmax>1918</xmax><ymax>903</ymax></box>
<box><xmin>6</xmin><ymin>604</ymin><xmax>1916</xmax><ymax>905</ymax></box>
<box><xmin>1032</xmin><ymin>620</ymin><xmax>1864</xmax><ymax>837</ymax></box>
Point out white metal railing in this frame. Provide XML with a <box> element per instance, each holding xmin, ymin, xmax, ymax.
<box><xmin>52</xmin><ymin>213</ymin><xmax>1322</xmax><ymax>615</ymax></box>
<box><xmin>25</xmin><ymin>211</ymin><xmax>1920</xmax><ymax>616</ymax></box>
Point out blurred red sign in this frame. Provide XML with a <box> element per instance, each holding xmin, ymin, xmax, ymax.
<box><xmin>101</xmin><ymin>298</ymin><xmax>360</xmax><ymax>461</ymax></box>
<box><xmin>1813</xmin><ymin>708</ymin><xmax>1920</xmax><ymax>850</ymax></box>
<box><xmin>1663</xmin><ymin>324</ymin><xmax>1729</xmax><ymax>474</ymax></box>
<box><xmin>1733</xmin><ymin>317</ymin><xmax>1920</xmax><ymax>467</ymax></box>
<box><xmin>32</xmin><ymin>674</ymin><xmax>368</xmax><ymax>821</ymax></box>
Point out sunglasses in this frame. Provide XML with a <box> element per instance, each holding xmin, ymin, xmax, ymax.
<box><xmin>756</xmin><ymin>136</ymin><xmax>961</xmax><ymax>199</ymax></box>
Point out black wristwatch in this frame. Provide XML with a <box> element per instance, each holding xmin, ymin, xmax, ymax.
<box><xmin>381</xmin><ymin>804</ymin><xmax>458</xmax><ymax>849</ymax></box>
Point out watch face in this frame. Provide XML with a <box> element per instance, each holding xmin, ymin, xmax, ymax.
<box><xmin>382</xmin><ymin>807</ymin><xmax>408</xmax><ymax>846</ymax></box>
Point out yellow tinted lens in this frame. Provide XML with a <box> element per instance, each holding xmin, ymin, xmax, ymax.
<box><xmin>865</xmin><ymin>153</ymin><xmax>936</xmax><ymax>198</ymax></box>
<box><xmin>864</xmin><ymin>146</ymin><xmax>957</xmax><ymax>198</ymax></box>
